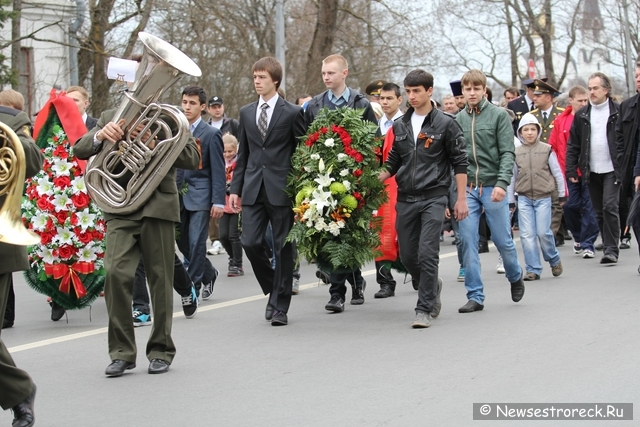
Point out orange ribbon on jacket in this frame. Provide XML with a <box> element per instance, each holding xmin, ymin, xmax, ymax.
<box><xmin>44</xmin><ymin>262</ymin><xmax>94</xmax><ymax>298</ymax></box>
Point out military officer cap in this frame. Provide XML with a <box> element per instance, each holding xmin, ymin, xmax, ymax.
<box><xmin>533</xmin><ymin>79</ymin><xmax>560</xmax><ymax>96</ymax></box>
<box><xmin>522</xmin><ymin>78</ymin><xmax>536</xmax><ymax>88</ymax></box>
<box><xmin>449</xmin><ymin>80</ymin><xmax>462</xmax><ymax>97</ymax></box>
<box><xmin>365</xmin><ymin>80</ymin><xmax>387</xmax><ymax>96</ymax></box>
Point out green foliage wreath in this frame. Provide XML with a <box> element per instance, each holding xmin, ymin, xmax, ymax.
<box><xmin>288</xmin><ymin>107</ymin><xmax>387</xmax><ymax>272</ymax></box>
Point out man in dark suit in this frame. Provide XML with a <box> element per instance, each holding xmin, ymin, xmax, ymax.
<box><xmin>65</xmin><ymin>86</ymin><xmax>98</xmax><ymax>130</ymax></box>
<box><xmin>177</xmin><ymin>86</ymin><xmax>225</xmax><ymax>300</ymax></box>
<box><xmin>507</xmin><ymin>78</ymin><xmax>537</xmax><ymax>133</ymax></box>
<box><xmin>74</xmin><ymin>105</ymin><xmax>200</xmax><ymax>376</ymax></box>
<box><xmin>229</xmin><ymin>57</ymin><xmax>306</xmax><ymax>326</ymax></box>
<box><xmin>0</xmin><ymin>104</ymin><xmax>43</xmax><ymax>427</ymax></box>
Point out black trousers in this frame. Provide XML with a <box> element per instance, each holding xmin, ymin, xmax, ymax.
<box><xmin>375</xmin><ymin>261</ymin><xmax>395</xmax><ymax>287</ymax></box>
<box><xmin>241</xmin><ymin>185</ymin><xmax>294</xmax><ymax>313</ymax></box>
<box><xmin>219</xmin><ymin>212</ymin><xmax>243</xmax><ymax>268</ymax></box>
<box><xmin>133</xmin><ymin>254</ymin><xmax>194</xmax><ymax>314</ymax></box>
<box><xmin>396</xmin><ymin>196</ymin><xmax>446</xmax><ymax>314</ymax></box>
<box><xmin>329</xmin><ymin>269</ymin><xmax>364</xmax><ymax>299</ymax></box>
<box><xmin>588</xmin><ymin>172</ymin><xmax>620</xmax><ymax>257</ymax></box>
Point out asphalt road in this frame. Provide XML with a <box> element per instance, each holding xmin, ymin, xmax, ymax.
<box><xmin>2</xmin><ymin>234</ymin><xmax>639</xmax><ymax>426</ymax></box>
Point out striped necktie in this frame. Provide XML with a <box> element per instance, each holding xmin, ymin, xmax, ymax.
<box><xmin>258</xmin><ymin>103</ymin><xmax>269</xmax><ymax>140</ymax></box>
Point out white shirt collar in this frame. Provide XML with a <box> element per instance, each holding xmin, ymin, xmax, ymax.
<box><xmin>190</xmin><ymin>116</ymin><xmax>202</xmax><ymax>134</ymax></box>
<box><xmin>259</xmin><ymin>93</ymin><xmax>279</xmax><ymax>110</ymax></box>
<box><xmin>82</xmin><ymin>112</ymin><xmax>88</xmax><ymax>123</ymax></box>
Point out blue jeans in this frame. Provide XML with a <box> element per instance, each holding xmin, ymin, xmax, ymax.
<box><xmin>177</xmin><ymin>209</ymin><xmax>216</xmax><ymax>289</ymax></box>
<box><xmin>459</xmin><ymin>186</ymin><xmax>522</xmax><ymax>304</ymax></box>
<box><xmin>518</xmin><ymin>196</ymin><xmax>561</xmax><ymax>275</ymax></box>
<box><xmin>563</xmin><ymin>178</ymin><xmax>599</xmax><ymax>252</ymax></box>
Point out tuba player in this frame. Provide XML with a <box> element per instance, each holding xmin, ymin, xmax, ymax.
<box><xmin>74</xmin><ymin>104</ymin><xmax>200</xmax><ymax>377</ymax></box>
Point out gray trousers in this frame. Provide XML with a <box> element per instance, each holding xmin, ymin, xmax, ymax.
<box><xmin>588</xmin><ymin>172</ymin><xmax>620</xmax><ymax>257</ymax></box>
<box><xmin>396</xmin><ymin>195</ymin><xmax>447</xmax><ymax>314</ymax></box>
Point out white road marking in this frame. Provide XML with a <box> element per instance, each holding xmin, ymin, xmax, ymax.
<box><xmin>8</xmin><ymin>247</ymin><xmax>475</xmax><ymax>353</ymax></box>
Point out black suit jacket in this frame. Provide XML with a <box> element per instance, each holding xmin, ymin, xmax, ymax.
<box><xmin>230</xmin><ymin>96</ymin><xmax>305</xmax><ymax>206</ymax></box>
<box><xmin>85</xmin><ymin>115</ymin><xmax>98</xmax><ymax>131</ymax></box>
<box><xmin>507</xmin><ymin>95</ymin><xmax>533</xmax><ymax>134</ymax></box>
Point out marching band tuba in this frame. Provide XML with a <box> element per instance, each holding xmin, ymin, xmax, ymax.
<box><xmin>0</xmin><ymin>122</ymin><xmax>41</xmax><ymax>246</ymax></box>
<box><xmin>84</xmin><ymin>32</ymin><xmax>202</xmax><ymax>214</ymax></box>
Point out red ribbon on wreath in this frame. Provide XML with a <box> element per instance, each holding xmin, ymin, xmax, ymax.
<box><xmin>44</xmin><ymin>262</ymin><xmax>95</xmax><ymax>298</ymax></box>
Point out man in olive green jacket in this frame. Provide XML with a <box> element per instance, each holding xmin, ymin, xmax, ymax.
<box><xmin>74</xmin><ymin>109</ymin><xmax>200</xmax><ymax>376</ymax></box>
<box><xmin>454</xmin><ymin>69</ymin><xmax>525</xmax><ymax>314</ymax></box>
<box><xmin>0</xmin><ymin>105</ymin><xmax>43</xmax><ymax>427</ymax></box>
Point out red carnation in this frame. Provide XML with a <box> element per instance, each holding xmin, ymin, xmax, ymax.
<box><xmin>320</xmin><ymin>127</ymin><xmax>328</xmax><ymax>134</ymax></box>
<box><xmin>53</xmin><ymin>176</ymin><xmax>71</xmax><ymax>188</ymax></box>
<box><xmin>353</xmin><ymin>169</ymin><xmax>363</xmax><ymax>178</ymax></box>
<box><xmin>58</xmin><ymin>244</ymin><xmax>76</xmax><ymax>260</ymax></box>
<box><xmin>71</xmin><ymin>192</ymin><xmax>90</xmax><ymax>209</ymax></box>
<box><xmin>354</xmin><ymin>153</ymin><xmax>364</xmax><ymax>162</ymax></box>
<box><xmin>53</xmin><ymin>145</ymin><xmax>69</xmax><ymax>159</ymax></box>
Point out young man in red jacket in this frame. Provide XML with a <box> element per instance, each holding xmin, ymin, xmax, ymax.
<box><xmin>549</xmin><ymin>85</ymin><xmax>599</xmax><ymax>258</ymax></box>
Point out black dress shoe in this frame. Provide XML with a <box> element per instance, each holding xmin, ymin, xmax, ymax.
<box><xmin>50</xmin><ymin>302</ymin><xmax>66</xmax><ymax>321</ymax></box>
<box><xmin>510</xmin><ymin>272</ymin><xmax>525</xmax><ymax>302</ymax></box>
<box><xmin>11</xmin><ymin>384</ymin><xmax>36</xmax><ymax>427</ymax></box>
<box><xmin>105</xmin><ymin>360</ymin><xmax>136</xmax><ymax>377</ymax></box>
<box><xmin>412</xmin><ymin>279</ymin><xmax>419</xmax><ymax>291</ymax></box>
<box><xmin>374</xmin><ymin>285</ymin><xmax>395</xmax><ymax>298</ymax></box>
<box><xmin>271</xmin><ymin>310</ymin><xmax>288</xmax><ymax>326</ymax></box>
<box><xmin>265</xmin><ymin>302</ymin><xmax>274</xmax><ymax>321</ymax></box>
<box><xmin>148</xmin><ymin>359</ymin><xmax>170</xmax><ymax>374</ymax></box>
<box><xmin>458</xmin><ymin>300</ymin><xmax>484</xmax><ymax>313</ymax></box>
<box><xmin>478</xmin><ymin>242</ymin><xmax>490</xmax><ymax>253</ymax></box>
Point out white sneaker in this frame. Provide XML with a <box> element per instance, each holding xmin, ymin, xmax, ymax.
<box><xmin>207</xmin><ymin>240</ymin><xmax>225</xmax><ymax>255</ymax></box>
<box><xmin>496</xmin><ymin>260</ymin><xmax>505</xmax><ymax>274</ymax></box>
<box><xmin>582</xmin><ymin>249</ymin><xmax>595</xmax><ymax>259</ymax></box>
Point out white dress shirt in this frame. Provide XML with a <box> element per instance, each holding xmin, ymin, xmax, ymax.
<box><xmin>379</xmin><ymin>110</ymin><xmax>403</xmax><ymax>135</ymax></box>
<box><xmin>256</xmin><ymin>94</ymin><xmax>279</xmax><ymax>129</ymax></box>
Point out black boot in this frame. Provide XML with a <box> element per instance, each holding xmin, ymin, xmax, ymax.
<box><xmin>374</xmin><ymin>284</ymin><xmax>395</xmax><ymax>298</ymax></box>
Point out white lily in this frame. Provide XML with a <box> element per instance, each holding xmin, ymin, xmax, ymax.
<box><xmin>52</xmin><ymin>194</ymin><xmax>72</xmax><ymax>212</ymax></box>
<box><xmin>36</xmin><ymin>177</ymin><xmax>54</xmax><ymax>196</ymax></box>
<box><xmin>71</xmin><ymin>177</ymin><xmax>87</xmax><ymax>193</ymax></box>
<box><xmin>318</xmin><ymin>158</ymin><xmax>325</xmax><ymax>172</ymax></box>
<box><xmin>38</xmin><ymin>247</ymin><xmax>57</xmax><ymax>264</ymax></box>
<box><xmin>55</xmin><ymin>227</ymin><xmax>74</xmax><ymax>245</ymax></box>
<box><xmin>51</xmin><ymin>158</ymin><xmax>74</xmax><ymax>176</ymax></box>
<box><xmin>31</xmin><ymin>212</ymin><xmax>49</xmax><ymax>231</ymax></box>
<box><xmin>76</xmin><ymin>209</ymin><xmax>97</xmax><ymax>231</ymax></box>
<box><xmin>310</xmin><ymin>187</ymin><xmax>333</xmax><ymax>211</ymax></box>
<box><xmin>77</xmin><ymin>245</ymin><xmax>98</xmax><ymax>262</ymax></box>
<box><xmin>314</xmin><ymin>172</ymin><xmax>334</xmax><ymax>188</ymax></box>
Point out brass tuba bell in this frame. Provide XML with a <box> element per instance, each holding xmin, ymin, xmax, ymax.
<box><xmin>0</xmin><ymin>121</ymin><xmax>41</xmax><ymax>246</ymax></box>
<box><xmin>84</xmin><ymin>32</ymin><xmax>202</xmax><ymax>214</ymax></box>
